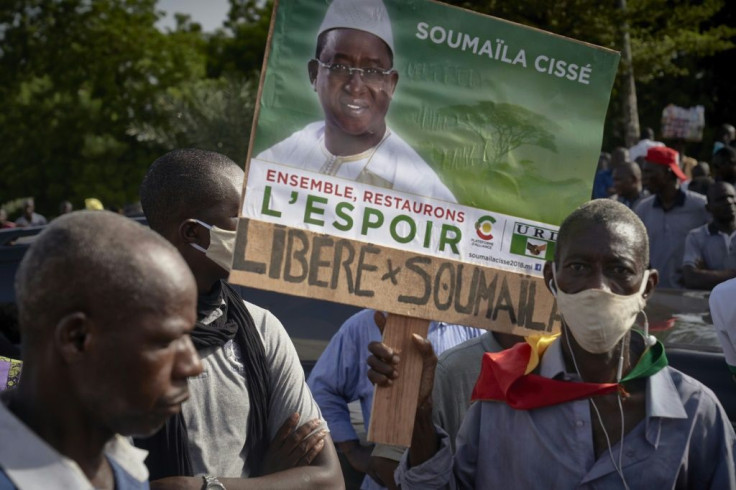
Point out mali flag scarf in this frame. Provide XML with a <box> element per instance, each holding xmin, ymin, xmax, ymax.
<box><xmin>470</xmin><ymin>333</ymin><xmax>668</xmax><ymax>410</ymax></box>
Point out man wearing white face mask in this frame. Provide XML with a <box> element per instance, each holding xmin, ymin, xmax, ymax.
<box><xmin>368</xmin><ymin>199</ymin><xmax>736</xmax><ymax>489</ymax></box>
<box><xmin>187</xmin><ymin>219</ymin><xmax>237</xmax><ymax>273</ymax></box>
<box><xmin>137</xmin><ymin>149</ymin><xmax>343</xmax><ymax>489</ymax></box>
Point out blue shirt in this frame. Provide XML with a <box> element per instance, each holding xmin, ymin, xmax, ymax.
<box><xmin>0</xmin><ymin>459</ymin><xmax>149</xmax><ymax>490</ymax></box>
<box><xmin>308</xmin><ymin>309</ymin><xmax>484</xmax><ymax>443</ymax></box>
<box><xmin>397</xmin><ymin>339</ymin><xmax>736</xmax><ymax>489</ymax></box>
<box><xmin>307</xmin><ymin>309</ymin><xmax>484</xmax><ymax>489</ymax></box>
<box><xmin>592</xmin><ymin>169</ymin><xmax>613</xmax><ymax>199</ymax></box>
<box><xmin>0</xmin><ymin>403</ymin><xmax>149</xmax><ymax>489</ymax></box>
<box><xmin>683</xmin><ymin>222</ymin><xmax>736</xmax><ymax>270</ymax></box>
<box><xmin>635</xmin><ymin>189</ymin><xmax>709</xmax><ymax>288</ymax></box>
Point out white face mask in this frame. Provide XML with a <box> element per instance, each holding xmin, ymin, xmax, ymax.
<box><xmin>189</xmin><ymin>219</ymin><xmax>236</xmax><ymax>272</ymax></box>
<box><xmin>550</xmin><ymin>266</ymin><xmax>650</xmax><ymax>354</ymax></box>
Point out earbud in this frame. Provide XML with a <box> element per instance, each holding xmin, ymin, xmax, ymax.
<box><xmin>548</xmin><ymin>278</ymin><xmax>557</xmax><ymax>297</ymax></box>
<box><xmin>640</xmin><ymin>310</ymin><xmax>657</xmax><ymax>347</ymax></box>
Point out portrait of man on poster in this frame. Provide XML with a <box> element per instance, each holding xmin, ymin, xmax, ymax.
<box><xmin>255</xmin><ymin>0</ymin><xmax>457</xmax><ymax>203</ymax></box>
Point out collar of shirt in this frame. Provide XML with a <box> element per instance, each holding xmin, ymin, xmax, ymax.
<box><xmin>707</xmin><ymin>222</ymin><xmax>736</xmax><ymax>240</ymax></box>
<box><xmin>318</xmin><ymin>127</ymin><xmax>392</xmax><ymax>179</ymax></box>
<box><xmin>0</xmin><ymin>403</ymin><xmax>149</xmax><ymax>488</ymax></box>
<box><xmin>652</xmin><ymin>188</ymin><xmax>686</xmax><ymax>209</ymax></box>
<box><xmin>537</xmin><ymin>338</ymin><xmax>688</xmax><ymax>423</ymax></box>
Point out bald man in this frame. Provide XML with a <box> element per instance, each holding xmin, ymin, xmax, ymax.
<box><xmin>0</xmin><ymin>211</ymin><xmax>203</xmax><ymax>489</ymax></box>
<box><xmin>611</xmin><ymin>161</ymin><xmax>647</xmax><ymax>209</ymax></box>
<box><xmin>682</xmin><ymin>182</ymin><xmax>736</xmax><ymax>290</ymax></box>
<box><xmin>255</xmin><ymin>0</ymin><xmax>456</xmax><ymax>203</ymax></box>
<box><xmin>371</xmin><ymin>199</ymin><xmax>735</xmax><ymax>488</ymax></box>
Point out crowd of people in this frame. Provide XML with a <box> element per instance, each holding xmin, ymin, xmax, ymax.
<box><xmin>0</xmin><ymin>198</ymin><xmax>145</xmax><ymax>230</ymax></box>
<box><xmin>593</xmin><ymin>124</ymin><xmax>736</xmax><ymax>292</ymax></box>
<box><xmin>2</xmin><ymin>137</ymin><xmax>736</xmax><ymax>488</ymax></box>
<box><xmin>4</xmin><ymin>144</ymin><xmax>736</xmax><ymax>488</ymax></box>
<box><xmin>1</xmin><ymin>0</ymin><xmax>736</xmax><ymax>487</ymax></box>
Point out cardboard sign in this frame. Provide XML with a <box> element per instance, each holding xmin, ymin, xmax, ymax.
<box><xmin>230</xmin><ymin>218</ymin><xmax>562</xmax><ymax>336</ymax></box>
<box><xmin>233</xmin><ymin>0</ymin><xmax>620</xmax><ymax>332</ymax></box>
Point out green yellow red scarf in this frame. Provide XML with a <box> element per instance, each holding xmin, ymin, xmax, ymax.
<box><xmin>470</xmin><ymin>333</ymin><xmax>668</xmax><ymax>409</ymax></box>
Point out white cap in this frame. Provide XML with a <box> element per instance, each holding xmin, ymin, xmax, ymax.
<box><xmin>318</xmin><ymin>0</ymin><xmax>394</xmax><ymax>56</ymax></box>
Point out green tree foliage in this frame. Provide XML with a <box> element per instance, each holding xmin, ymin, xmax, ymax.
<box><xmin>446</xmin><ymin>0</ymin><xmax>735</xmax><ymax>151</ymax></box>
<box><xmin>0</xmin><ymin>0</ymin><xmax>207</xmax><ymax>216</ymax></box>
<box><xmin>127</xmin><ymin>76</ymin><xmax>257</xmax><ymax>165</ymax></box>
<box><xmin>447</xmin><ymin>0</ymin><xmax>734</xmax><ymax>82</ymax></box>
<box><xmin>207</xmin><ymin>0</ymin><xmax>273</xmax><ymax>78</ymax></box>
<box><xmin>1</xmin><ymin>0</ymin><xmax>733</xmax><ymax>219</ymax></box>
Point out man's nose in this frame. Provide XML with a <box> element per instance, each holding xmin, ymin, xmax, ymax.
<box><xmin>175</xmin><ymin>335</ymin><xmax>203</xmax><ymax>379</ymax></box>
<box><xmin>587</xmin><ymin>268</ymin><xmax>612</xmax><ymax>292</ymax></box>
<box><xmin>344</xmin><ymin>69</ymin><xmax>367</xmax><ymax>92</ymax></box>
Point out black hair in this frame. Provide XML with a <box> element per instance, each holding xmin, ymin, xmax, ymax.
<box><xmin>15</xmin><ymin>211</ymin><xmax>187</xmax><ymax>347</ymax></box>
<box><xmin>706</xmin><ymin>180</ymin><xmax>736</xmax><ymax>204</ymax></box>
<box><xmin>613</xmin><ymin>161</ymin><xmax>641</xmax><ymax>180</ymax></box>
<box><xmin>556</xmin><ymin>199</ymin><xmax>649</xmax><ymax>267</ymax></box>
<box><xmin>689</xmin><ymin>176</ymin><xmax>714</xmax><ymax>196</ymax></box>
<box><xmin>640</xmin><ymin>127</ymin><xmax>655</xmax><ymax>141</ymax></box>
<box><xmin>713</xmin><ymin>146</ymin><xmax>736</xmax><ymax>169</ymax></box>
<box><xmin>715</xmin><ymin>123</ymin><xmax>735</xmax><ymax>141</ymax></box>
<box><xmin>140</xmin><ymin>149</ymin><xmax>241</xmax><ymax>233</ymax></box>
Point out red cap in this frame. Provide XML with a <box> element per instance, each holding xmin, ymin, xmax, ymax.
<box><xmin>645</xmin><ymin>146</ymin><xmax>687</xmax><ymax>182</ymax></box>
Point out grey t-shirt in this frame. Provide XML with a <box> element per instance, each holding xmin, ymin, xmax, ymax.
<box><xmin>182</xmin><ymin>301</ymin><xmax>325</xmax><ymax>477</ymax></box>
<box><xmin>432</xmin><ymin>332</ymin><xmax>504</xmax><ymax>451</ymax></box>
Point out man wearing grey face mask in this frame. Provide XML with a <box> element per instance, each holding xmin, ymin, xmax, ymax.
<box><xmin>368</xmin><ymin>199</ymin><xmax>736</xmax><ymax>489</ymax></box>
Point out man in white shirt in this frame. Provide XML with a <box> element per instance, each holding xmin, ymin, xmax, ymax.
<box><xmin>256</xmin><ymin>0</ymin><xmax>456</xmax><ymax>203</ymax></box>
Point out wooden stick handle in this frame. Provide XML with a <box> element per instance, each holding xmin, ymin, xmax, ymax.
<box><xmin>367</xmin><ymin>314</ymin><xmax>430</xmax><ymax>447</ymax></box>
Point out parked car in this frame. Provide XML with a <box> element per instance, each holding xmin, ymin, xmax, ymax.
<box><xmin>645</xmin><ymin>288</ymin><xmax>735</xmax><ymax>423</ymax></box>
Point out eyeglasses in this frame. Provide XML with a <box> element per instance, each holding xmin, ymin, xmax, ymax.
<box><xmin>312</xmin><ymin>59</ymin><xmax>394</xmax><ymax>85</ymax></box>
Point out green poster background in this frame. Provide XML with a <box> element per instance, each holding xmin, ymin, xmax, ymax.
<box><xmin>252</xmin><ymin>0</ymin><xmax>620</xmax><ymax>226</ymax></box>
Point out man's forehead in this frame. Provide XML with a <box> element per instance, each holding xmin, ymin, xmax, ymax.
<box><xmin>560</xmin><ymin>221</ymin><xmax>640</xmax><ymax>258</ymax></box>
<box><xmin>709</xmin><ymin>182</ymin><xmax>736</xmax><ymax>200</ymax></box>
<box><xmin>102</xmin><ymin>246</ymin><xmax>195</xmax><ymax>322</ymax></box>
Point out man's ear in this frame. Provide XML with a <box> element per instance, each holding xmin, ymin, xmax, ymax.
<box><xmin>642</xmin><ymin>268</ymin><xmax>658</xmax><ymax>299</ymax></box>
<box><xmin>308</xmin><ymin>59</ymin><xmax>318</xmax><ymax>88</ymax></box>
<box><xmin>384</xmin><ymin>71</ymin><xmax>399</xmax><ymax>98</ymax></box>
<box><xmin>543</xmin><ymin>261</ymin><xmax>556</xmax><ymax>295</ymax></box>
<box><xmin>55</xmin><ymin>312</ymin><xmax>91</xmax><ymax>362</ymax></box>
<box><xmin>179</xmin><ymin>219</ymin><xmax>207</xmax><ymax>248</ymax></box>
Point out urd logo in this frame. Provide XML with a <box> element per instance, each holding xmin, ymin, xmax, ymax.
<box><xmin>510</xmin><ymin>222</ymin><xmax>557</xmax><ymax>261</ymax></box>
<box><xmin>475</xmin><ymin>216</ymin><xmax>496</xmax><ymax>240</ymax></box>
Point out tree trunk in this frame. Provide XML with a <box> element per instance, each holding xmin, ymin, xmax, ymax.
<box><xmin>619</xmin><ymin>0</ymin><xmax>639</xmax><ymax>148</ymax></box>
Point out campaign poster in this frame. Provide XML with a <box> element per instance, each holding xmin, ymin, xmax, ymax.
<box><xmin>231</xmin><ymin>0</ymin><xmax>620</xmax><ymax>335</ymax></box>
